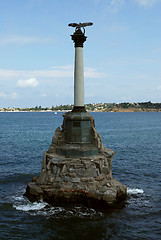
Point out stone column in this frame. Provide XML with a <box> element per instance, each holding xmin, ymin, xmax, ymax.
<box><xmin>71</xmin><ymin>29</ymin><xmax>87</xmax><ymax>111</ymax></box>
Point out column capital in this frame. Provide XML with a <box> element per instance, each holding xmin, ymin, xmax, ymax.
<box><xmin>71</xmin><ymin>29</ymin><xmax>87</xmax><ymax>48</ymax></box>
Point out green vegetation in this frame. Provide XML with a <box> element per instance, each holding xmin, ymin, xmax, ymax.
<box><xmin>0</xmin><ymin>101</ymin><xmax>160</xmax><ymax>112</ymax></box>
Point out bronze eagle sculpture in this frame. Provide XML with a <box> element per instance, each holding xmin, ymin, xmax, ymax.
<box><xmin>68</xmin><ymin>22</ymin><xmax>93</xmax><ymax>34</ymax></box>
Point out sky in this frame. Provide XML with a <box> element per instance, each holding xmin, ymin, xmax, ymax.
<box><xmin>0</xmin><ymin>0</ymin><xmax>161</xmax><ymax>108</ymax></box>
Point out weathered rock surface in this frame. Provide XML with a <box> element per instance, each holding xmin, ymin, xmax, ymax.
<box><xmin>24</xmin><ymin>112</ymin><xmax>127</xmax><ymax>209</ymax></box>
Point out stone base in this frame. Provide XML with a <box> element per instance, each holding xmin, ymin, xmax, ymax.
<box><xmin>24</xmin><ymin>111</ymin><xmax>127</xmax><ymax>209</ymax></box>
<box><xmin>24</xmin><ymin>149</ymin><xmax>127</xmax><ymax>209</ymax></box>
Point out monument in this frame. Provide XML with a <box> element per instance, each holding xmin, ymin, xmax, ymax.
<box><xmin>24</xmin><ymin>23</ymin><xmax>127</xmax><ymax>209</ymax></box>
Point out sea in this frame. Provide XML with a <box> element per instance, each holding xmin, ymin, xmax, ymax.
<box><xmin>0</xmin><ymin>112</ymin><xmax>160</xmax><ymax>240</ymax></box>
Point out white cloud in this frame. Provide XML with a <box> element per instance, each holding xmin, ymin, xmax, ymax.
<box><xmin>99</xmin><ymin>0</ymin><xmax>160</xmax><ymax>11</ymax></box>
<box><xmin>138</xmin><ymin>74</ymin><xmax>149</xmax><ymax>79</ymax></box>
<box><xmin>0</xmin><ymin>66</ymin><xmax>105</xmax><ymax>80</ymax></box>
<box><xmin>0</xmin><ymin>35</ymin><xmax>54</xmax><ymax>46</ymax></box>
<box><xmin>110</xmin><ymin>0</ymin><xmax>125</xmax><ymax>7</ymax></box>
<box><xmin>0</xmin><ymin>92</ymin><xmax>7</xmax><ymax>98</ymax></box>
<box><xmin>17</xmin><ymin>78</ymin><xmax>39</xmax><ymax>88</ymax></box>
<box><xmin>0</xmin><ymin>92</ymin><xmax>18</xmax><ymax>99</ymax></box>
<box><xmin>41</xmin><ymin>93</ymin><xmax>47</xmax><ymax>97</ymax></box>
<box><xmin>0</xmin><ymin>69</ymin><xmax>19</xmax><ymax>78</ymax></box>
<box><xmin>157</xmin><ymin>85</ymin><xmax>161</xmax><ymax>90</ymax></box>
<box><xmin>11</xmin><ymin>92</ymin><xmax>18</xmax><ymax>99</ymax></box>
<box><xmin>134</xmin><ymin>0</ymin><xmax>160</xmax><ymax>7</ymax></box>
<box><xmin>108</xmin><ymin>0</ymin><xmax>125</xmax><ymax>13</ymax></box>
<box><xmin>84</xmin><ymin>67</ymin><xmax>105</xmax><ymax>78</ymax></box>
<box><xmin>95</xmin><ymin>0</ymin><xmax>160</xmax><ymax>12</ymax></box>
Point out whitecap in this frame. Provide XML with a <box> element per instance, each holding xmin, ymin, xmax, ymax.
<box><xmin>127</xmin><ymin>188</ymin><xmax>144</xmax><ymax>195</ymax></box>
<box><xmin>13</xmin><ymin>194</ymin><xmax>103</xmax><ymax>218</ymax></box>
<box><xmin>14</xmin><ymin>201</ymin><xmax>48</xmax><ymax>212</ymax></box>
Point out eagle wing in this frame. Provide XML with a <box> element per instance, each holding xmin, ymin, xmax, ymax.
<box><xmin>68</xmin><ymin>23</ymin><xmax>79</xmax><ymax>27</ymax></box>
<box><xmin>79</xmin><ymin>22</ymin><xmax>93</xmax><ymax>27</ymax></box>
<box><xmin>68</xmin><ymin>22</ymin><xmax>93</xmax><ymax>28</ymax></box>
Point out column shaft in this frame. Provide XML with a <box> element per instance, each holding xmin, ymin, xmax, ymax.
<box><xmin>74</xmin><ymin>47</ymin><xmax>84</xmax><ymax>107</ymax></box>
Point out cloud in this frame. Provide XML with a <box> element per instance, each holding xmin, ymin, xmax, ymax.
<box><xmin>41</xmin><ymin>93</ymin><xmax>47</xmax><ymax>97</ymax></box>
<box><xmin>0</xmin><ymin>69</ymin><xmax>19</xmax><ymax>78</ymax></box>
<box><xmin>137</xmin><ymin>74</ymin><xmax>149</xmax><ymax>79</ymax></box>
<box><xmin>11</xmin><ymin>92</ymin><xmax>18</xmax><ymax>99</ymax></box>
<box><xmin>84</xmin><ymin>67</ymin><xmax>105</xmax><ymax>78</ymax></box>
<box><xmin>94</xmin><ymin>0</ymin><xmax>160</xmax><ymax>13</ymax></box>
<box><xmin>0</xmin><ymin>92</ymin><xmax>7</xmax><ymax>98</ymax></box>
<box><xmin>108</xmin><ymin>0</ymin><xmax>125</xmax><ymax>13</ymax></box>
<box><xmin>17</xmin><ymin>78</ymin><xmax>39</xmax><ymax>88</ymax></box>
<box><xmin>134</xmin><ymin>0</ymin><xmax>160</xmax><ymax>7</ymax></box>
<box><xmin>157</xmin><ymin>86</ymin><xmax>161</xmax><ymax>90</ymax></box>
<box><xmin>0</xmin><ymin>66</ymin><xmax>105</xmax><ymax>80</ymax></box>
<box><xmin>0</xmin><ymin>92</ymin><xmax>18</xmax><ymax>99</ymax></box>
<box><xmin>0</xmin><ymin>35</ymin><xmax>54</xmax><ymax>46</ymax></box>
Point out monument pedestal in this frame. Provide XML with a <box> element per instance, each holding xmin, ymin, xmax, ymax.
<box><xmin>24</xmin><ymin>112</ymin><xmax>127</xmax><ymax>208</ymax></box>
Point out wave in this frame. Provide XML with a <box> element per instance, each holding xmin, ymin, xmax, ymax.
<box><xmin>127</xmin><ymin>188</ymin><xmax>144</xmax><ymax>195</ymax></box>
<box><xmin>13</xmin><ymin>196</ymin><xmax>103</xmax><ymax>218</ymax></box>
<box><xmin>13</xmin><ymin>201</ymin><xmax>48</xmax><ymax>212</ymax></box>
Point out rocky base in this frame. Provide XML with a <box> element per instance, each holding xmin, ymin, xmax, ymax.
<box><xmin>24</xmin><ymin>111</ymin><xmax>127</xmax><ymax>209</ymax></box>
<box><xmin>24</xmin><ymin>149</ymin><xmax>127</xmax><ymax>209</ymax></box>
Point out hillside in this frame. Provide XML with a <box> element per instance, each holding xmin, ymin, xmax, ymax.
<box><xmin>1</xmin><ymin>101</ymin><xmax>161</xmax><ymax>112</ymax></box>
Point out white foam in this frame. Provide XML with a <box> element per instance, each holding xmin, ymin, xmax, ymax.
<box><xmin>127</xmin><ymin>188</ymin><xmax>144</xmax><ymax>195</ymax></box>
<box><xmin>14</xmin><ymin>201</ymin><xmax>48</xmax><ymax>212</ymax></box>
<box><xmin>13</xmin><ymin>195</ymin><xmax>103</xmax><ymax>217</ymax></box>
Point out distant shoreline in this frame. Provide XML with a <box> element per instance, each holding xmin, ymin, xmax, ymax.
<box><xmin>0</xmin><ymin>109</ymin><xmax>160</xmax><ymax>113</ymax></box>
<box><xmin>0</xmin><ymin>101</ymin><xmax>161</xmax><ymax>112</ymax></box>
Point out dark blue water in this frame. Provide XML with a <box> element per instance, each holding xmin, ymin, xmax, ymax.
<box><xmin>0</xmin><ymin>112</ymin><xmax>160</xmax><ymax>240</ymax></box>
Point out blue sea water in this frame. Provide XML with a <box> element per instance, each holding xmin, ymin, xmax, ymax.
<box><xmin>0</xmin><ymin>112</ymin><xmax>160</xmax><ymax>240</ymax></box>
